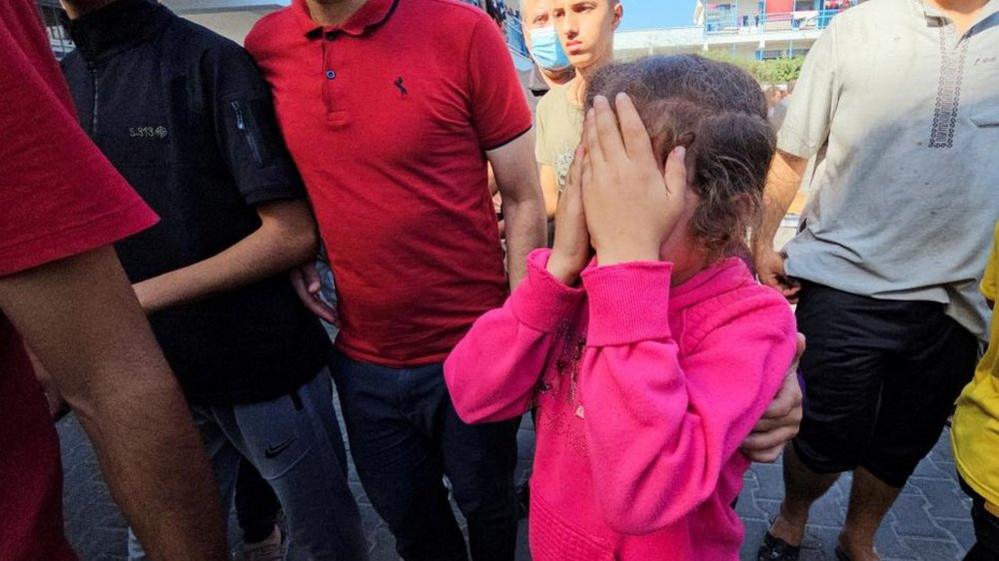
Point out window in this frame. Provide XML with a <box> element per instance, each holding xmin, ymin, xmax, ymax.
<box><xmin>36</xmin><ymin>1</ymin><xmax>74</xmax><ymax>60</ymax></box>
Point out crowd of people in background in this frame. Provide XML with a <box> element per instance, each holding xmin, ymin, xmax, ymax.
<box><xmin>0</xmin><ymin>0</ymin><xmax>997</xmax><ymax>561</ymax></box>
<box><xmin>485</xmin><ymin>0</ymin><xmax>522</xmax><ymax>25</ymax></box>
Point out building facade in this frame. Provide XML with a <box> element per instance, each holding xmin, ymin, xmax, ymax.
<box><xmin>615</xmin><ymin>0</ymin><xmax>859</xmax><ymax>61</ymax></box>
<box><xmin>36</xmin><ymin>0</ymin><xmax>859</xmax><ymax>64</ymax></box>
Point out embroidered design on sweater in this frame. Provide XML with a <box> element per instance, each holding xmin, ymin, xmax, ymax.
<box><xmin>537</xmin><ymin>324</ymin><xmax>590</xmax><ymax>455</ymax></box>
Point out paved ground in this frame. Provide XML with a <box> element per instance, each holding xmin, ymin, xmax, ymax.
<box><xmin>60</xmin><ymin>401</ymin><xmax>974</xmax><ymax>561</ymax></box>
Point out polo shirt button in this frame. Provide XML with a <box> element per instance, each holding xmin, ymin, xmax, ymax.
<box><xmin>325</xmin><ymin>70</ymin><xmax>336</xmax><ymax>80</ymax></box>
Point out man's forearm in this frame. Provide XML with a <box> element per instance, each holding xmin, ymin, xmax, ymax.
<box><xmin>503</xmin><ymin>194</ymin><xmax>546</xmax><ymax>288</ymax></box>
<box><xmin>77</xmin><ymin>368</ymin><xmax>225</xmax><ymax>561</ymax></box>
<box><xmin>487</xmin><ymin>132</ymin><xmax>547</xmax><ymax>289</ymax></box>
<box><xmin>0</xmin><ymin>247</ymin><xmax>227</xmax><ymax>561</ymax></box>
<box><xmin>539</xmin><ymin>164</ymin><xmax>560</xmax><ymax>220</ymax></box>
<box><xmin>752</xmin><ymin>151</ymin><xmax>808</xmax><ymax>251</ymax></box>
<box><xmin>136</xmin><ymin>201</ymin><xmax>317</xmax><ymax>313</ymax></box>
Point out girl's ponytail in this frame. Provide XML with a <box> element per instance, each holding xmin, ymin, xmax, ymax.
<box><xmin>689</xmin><ymin>110</ymin><xmax>776</xmax><ymax>258</ymax></box>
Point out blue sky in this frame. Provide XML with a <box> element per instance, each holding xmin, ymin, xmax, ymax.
<box><xmin>619</xmin><ymin>0</ymin><xmax>696</xmax><ymax>30</ymax></box>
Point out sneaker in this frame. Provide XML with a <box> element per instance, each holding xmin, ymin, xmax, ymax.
<box><xmin>239</xmin><ymin>526</ymin><xmax>284</xmax><ymax>561</ymax></box>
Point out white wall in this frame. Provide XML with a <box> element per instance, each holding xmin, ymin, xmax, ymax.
<box><xmin>162</xmin><ymin>1</ymin><xmax>288</xmax><ymax>44</ymax></box>
<box><xmin>180</xmin><ymin>10</ymin><xmax>275</xmax><ymax>44</ymax></box>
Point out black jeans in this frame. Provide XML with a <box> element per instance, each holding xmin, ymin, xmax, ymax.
<box><xmin>961</xmin><ymin>477</ymin><xmax>999</xmax><ymax>561</ymax></box>
<box><xmin>331</xmin><ymin>350</ymin><xmax>519</xmax><ymax>561</ymax></box>
<box><xmin>235</xmin><ymin>457</ymin><xmax>281</xmax><ymax>544</ymax></box>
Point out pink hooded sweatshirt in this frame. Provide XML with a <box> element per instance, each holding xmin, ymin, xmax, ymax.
<box><xmin>444</xmin><ymin>249</ymin><xmax>797</xmax><ymax>561</ymax></box>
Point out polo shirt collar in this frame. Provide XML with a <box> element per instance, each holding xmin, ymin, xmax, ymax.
<box><xmin>915</xmin><ymin>0</ymin><xmax>942</xmax><ymax>19</ymax></box>
<box><xmin>293</xmin><ymin>0</ymin><xmax>399</xmax><ymax>38</ymax></box>
<box><xmin>979</xmin><ymin>0</ymin><xmax>999</xmax><ymax>22</ymax></box>
<box><xmin>912</xmin><ymin>0</ymin><xmax>999</xmax><ymax>27</ymax></box>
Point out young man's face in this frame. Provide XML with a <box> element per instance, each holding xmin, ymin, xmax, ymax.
<box><xmin>550</xmin><ymin>0</ymin><xmax>622</xmax><ymax>71</ymax></box>
<box><xmin>59</xmin><ymin>0</ymin><xmax>117</xmax><ymax>19</ymax></box>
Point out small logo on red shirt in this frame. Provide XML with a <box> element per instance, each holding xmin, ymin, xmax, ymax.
<box><xmin>394</xmin><ymin>77</ymin><xmax>408</xmax><ymax>98</ymax></box>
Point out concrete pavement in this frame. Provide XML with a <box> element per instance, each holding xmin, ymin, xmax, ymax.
<box><xmin>59</xmin><ymin>404</ymin><xmax>974</xmax><ymax>561</ymax></box>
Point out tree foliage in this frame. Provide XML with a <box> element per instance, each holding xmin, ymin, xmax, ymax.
<box><xmin>699</xmin><ymin>50</ymin><xmax>806</xmax><ymax>85</ymax></box>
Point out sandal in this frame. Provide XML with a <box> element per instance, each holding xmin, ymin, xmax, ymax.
<box><xmin>757</xmin><ymin>531</ymin><xmax>801</xmax><ymax>561</ymax></box>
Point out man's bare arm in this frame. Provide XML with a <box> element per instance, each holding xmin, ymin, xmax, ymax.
<box><xmin>134</xmin><ymin>199</ymin><xmax>318</xmax><ymax>313</ymax></box>
<box><xmin>0</xmin><ymin>247</ymin><xmax>227</xmax><ymax>561</ymax></box>
<box><xmin>753</xmin><ymin>150</ymin><xmax>809</xmax><ymax>250</ymax></box>
<box><xmin>487</xmin><ymin>131</ymin><xmax>547</xmax><ymax>289</ymax></box>
<box><xmin>539</xmin><ymin>163</ymin><xmax>560</xmax><ymax>220</ymax></box>
<box><xmin>751</xmin><ymin>150</ymin><xmax>809</xmax><ymax>300</ymax></box>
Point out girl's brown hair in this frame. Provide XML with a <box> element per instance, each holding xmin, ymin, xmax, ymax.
<box><xmin>586</xmin><ymin>55</ymin><xmax>776</xmax><ymax>259</ymax></box>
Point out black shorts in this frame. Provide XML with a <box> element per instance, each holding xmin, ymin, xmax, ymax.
<box><xmin>792</xmin><ymin>281</ymin><xmax>979</xmax><ymax>488</ymax></box>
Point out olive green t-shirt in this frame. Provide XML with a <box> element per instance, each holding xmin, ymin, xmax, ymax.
<box><xmin>534</xmin><ymin>83</ymin><xmax>584</xmax><ymax>195</ymax></box>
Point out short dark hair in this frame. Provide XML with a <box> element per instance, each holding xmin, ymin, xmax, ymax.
<box><xmin>586</xmin><ymin>55</ymin><xmax>776</xmax><ymax>259</ymax></box>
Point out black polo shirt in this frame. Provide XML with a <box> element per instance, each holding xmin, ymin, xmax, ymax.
<box><xmin>61</xmin><ymin>0</ymin><xmax>330</xmax><ymax>405</ymax></box>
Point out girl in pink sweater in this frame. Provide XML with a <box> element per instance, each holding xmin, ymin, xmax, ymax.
<box><xmin>444</xmin><ymin>55</ymin><xmax>799</xmax><ymax>561</ymax></box>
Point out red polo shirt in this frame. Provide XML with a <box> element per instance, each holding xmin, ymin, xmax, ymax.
<box><xmin>0</xmin><ymin>2</ymin><xmax>157</xmax><ymax>560</ymax></box>
<box><xmin>246</xmin><ymin>0</ymin><xmax>532</xmax><ymax>367</ymax></box>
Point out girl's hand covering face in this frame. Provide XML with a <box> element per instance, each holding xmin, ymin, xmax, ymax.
<box><xmin>547</xmin><ymin>145</ymin><xmax>592</xmax><ymax>285</ymax></box>
<box><xmin>581</xmin><ymin>93</ymin><xmax>690</xmax><ymax>266</ymax></box>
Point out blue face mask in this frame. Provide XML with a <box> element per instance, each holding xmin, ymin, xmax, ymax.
<box><xmin>529</xmin><ymin>26</ymin><xmax>571</xmax><ymax>72</ymax></box>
